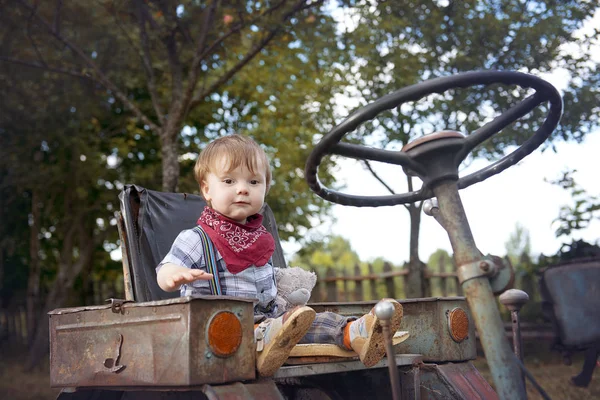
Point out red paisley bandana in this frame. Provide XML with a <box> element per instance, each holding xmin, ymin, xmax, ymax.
<box><xmin>197</xmin><ymin>206</ymin><xmax>275</xmax><ymax>274</ymax></box>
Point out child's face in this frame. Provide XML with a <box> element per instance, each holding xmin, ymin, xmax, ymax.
<box><xmin>201</xmin><ymin>157</ymin><xmax>267</xmax><ymax>224</ymax></box>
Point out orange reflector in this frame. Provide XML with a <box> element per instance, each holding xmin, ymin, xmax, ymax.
<box><xmin>448</xmin><ymin>307</ymin><xmax>469</xmax><ymax>343</ymax></box>
<box><xmin>207</xmin><ymin>311</ymin><xmax>243</xmax><ymax>357</ymax></box>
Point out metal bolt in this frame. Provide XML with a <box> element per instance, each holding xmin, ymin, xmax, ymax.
<box><xmin>479</xmin><ymin>261</ymin><xmax>490</xmax><ymax>272</ymax></box>
<box><xmin>423</xmin><ymin>198</ymin><xmax>439</xmax><ymax>216</ymax></box>
<box><xmin>205</xmin><ymin>351</ymin><xmax>212</xmax><ymax>359</ymax></box>
<box><xmin>374</xmin><ymin>301</ymin><xmax>396</xmax><ymax>320</ymax></box>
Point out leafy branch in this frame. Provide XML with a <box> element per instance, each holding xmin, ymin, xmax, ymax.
<box><xmin>549</xmin><ymin>169</ymin><xmax>600</xmax><ymax>237</ymax></box>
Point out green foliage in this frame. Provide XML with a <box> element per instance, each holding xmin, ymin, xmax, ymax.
<box><xmin>291</xmin><ymin>235</ymin><xmax>360</xmax><ymax>275</ymax></box>
<box><xmin>549</xmin><ymin>169</ymin><xmax>600</xmax><ymax>238</ymax></box>
<box><xmin>179</xmin><ymin>9</ymin><xmax>346</xmax><ymax>239</ymax></box>
<box><xmin>0</xmin><ymin>65</ymin><xmax>125</xmax><ymax>302</ymax></box>
<box><xmin>426</xmin><ymin>249</ymin><xmax>453</xmax><ymax>273</ymax></box>
<box><xmin>0</xmin><ymin>0</ymin><xmax>348</xmax><ymax>244</ymax></box>
<box><xmin>338</xmin><ymin>0</ymin><xmax>599</xmax><ymax>155</ymax></box>
<box><xmin>504</xmin><ymin>223</ymin><xmax>532</xmax><ymax>267</ymax></box>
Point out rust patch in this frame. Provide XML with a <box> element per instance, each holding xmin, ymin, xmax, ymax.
<box><xmin>448</xmin><ymin>308</ymin><xmax>469</xmax><ymax>342</ymax></box>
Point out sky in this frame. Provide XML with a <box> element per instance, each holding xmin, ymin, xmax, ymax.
<box><xmin>281</xmin><ymin>6</ymin><xmax>600</xmax><ymax>266</ymax></box>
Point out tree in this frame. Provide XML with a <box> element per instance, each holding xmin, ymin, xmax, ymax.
<box><xmin>1</xmin><ymin>0</ymin><xmax>348</xmax><ymax>240</ymax></box>
<box><xmin>504</xmin><ymin>222</ymin><xmax>532</xmax><ymax>267</ymax></box>
<box><xmin>332</xmin><ymin>0</ymin><xmax>600</xmax><ymax>297</ymax></box>
<box><xmin>0</xmin><ymin>0</ymin><xmax>340</xmax><ymax>191</ymax></box>
<box><xmin>0</xmin><ymin>63</ymin><xmax>127</xmax><ymax>368</ymax></box>
<box><xmin>550</xmin><ymin>169</ymin><xmax>600</xmax><ymax>238</ymax></box>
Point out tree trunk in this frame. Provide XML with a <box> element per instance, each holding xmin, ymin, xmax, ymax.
<box><xmin>160</xmin><ymin>126</ymin><xmax>181</xmax><ymax>192</ymax></box>
<box><xmin>26</xmin><ymin>190</ymin><xmax>42</xmax><ymax>346</ymax></box>
<box><xmin>26</xmin><ymin>270</ymin><xmax>70</xmax><ymax>371</ymax></box>
<box><xmin>26</xmin><ymin>223</ymin><xmax>95</xmax><ymax>371</ymax></box>
<box><xmin>405</xmin><ymin>202</ymin><xmax>427</xmax><ymax>298</ymax></box>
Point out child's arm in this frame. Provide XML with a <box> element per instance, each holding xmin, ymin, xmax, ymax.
<box><xmin>157</xmin><ymin>262</ymin><xmax>213</xmax><ymax>292</ymax></box>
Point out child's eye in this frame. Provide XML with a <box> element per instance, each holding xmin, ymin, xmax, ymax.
<box><xmin>250</xmin><ymin>180</ymin><xmax>259</xmax><ymax>185</ymax></box>
<box><xmin>223</xmin><ymin>179</ymin><xmax>233</xmax><ymax>184</ymax></box>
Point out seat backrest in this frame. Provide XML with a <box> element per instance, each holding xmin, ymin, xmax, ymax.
<box><xmin>539</xmin><ymin>259</ymin><xmax>600</xmax><ymax>348</ymax></box>
<box><xmin>118</xmin><ymin>184</ymin><xmax>287</xmax><ymax>302</ymax></box>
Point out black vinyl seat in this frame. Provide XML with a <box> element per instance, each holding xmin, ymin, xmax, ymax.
<box><xmin>117</xmin><ymin>184</ymin><xmax>287</xmax><ymax>302</ymax></box>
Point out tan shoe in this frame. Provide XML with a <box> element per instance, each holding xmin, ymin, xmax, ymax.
<box><xmin>348</xmin><ymin>299</ymin><xmax>403</xmax><ymax>367</ymax></box>
<box><xmin>255</xmin><ymin>306</ymin><xmax>316</xmax><ymax>377</ymax></box>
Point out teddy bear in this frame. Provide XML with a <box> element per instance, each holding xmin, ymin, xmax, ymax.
<box><xmin>274</xmin><ymin>266</ymin><xmax>317</xmax><ymax>313</ymax></box>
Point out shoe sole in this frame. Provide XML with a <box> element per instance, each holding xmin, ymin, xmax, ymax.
<box><xmin>256</xmin><ymin>306</ymin><xmax>316</xmax><ymax>377</ymax></box>
<box><xmin>360</xmin><ymin>300</ymin><xmax>403</xmax><ymax>367</ymax></box>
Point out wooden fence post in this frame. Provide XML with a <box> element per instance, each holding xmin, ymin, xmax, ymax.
<box><xmin>383</xmin><ymin>262</ymin><xmax>396</xmax><ymax>299</ymax></box>
<box><xmin>401</xmin><ymin>262</ymin><xmax>409</xmax><ymax>298</ymax></box>
<box><xmin>326</xmin><ymin>267</ymin><xmax>337</xmax><ymax>302</ymax></box>
<box><xmin>311</xmin><ymin>270</ymin><xmax>323</xmax><ymax>303</ymax></box>
<box><xmin>354</xmin><ymin>264</ymin><xmax>363</xmax><ymax>301</ymax></box>
<box><xmin>440</xmin><ymin>256</ymin><xmax>448</xmax><ymax>297</ymax></box>
<box><xmin>368</xmin><ymin>264</ymin><xmax>377</xmax><ymax>300</ymax></box>
<box><xmin>423</xmin><ymin>262</ymin><xmax>432</xmax><ymax>298</ymax></box>
<box><xmin>342</xmin><ymin>269</ymin><xmax>349</xmax><ymax>302</ymax></box>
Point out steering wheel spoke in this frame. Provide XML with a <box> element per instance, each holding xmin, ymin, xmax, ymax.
<box><xmin>459</xmin><ymin>91</ymin><xmax>548</xmax><ymax>161</ymax></box>
<box><xmin>331</xmin><ymin>143</ymin><xmax>426</xmax><ymax>174</ymax></box>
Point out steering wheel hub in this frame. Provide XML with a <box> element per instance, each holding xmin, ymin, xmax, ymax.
<box><xmin>401</xmin><ymin>131</ymin><xmax>466</xmax><ymax>188</ymax></box>
<box><xmin>401</xmin><ymin>130</ymin><xmax>465</xmax><ymax>153</ymax></box>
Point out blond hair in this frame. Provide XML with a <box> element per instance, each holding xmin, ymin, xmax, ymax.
<box><xmin>194</xmin><ymin>134</ymin><xmax>272</xmax><ymax>197</ymax></box>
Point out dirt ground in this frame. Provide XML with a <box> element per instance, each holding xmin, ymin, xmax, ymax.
<box><xmin>1</xmin><ymin>344</ymin><xmax>598</xmax><ymax>399</ymax></box>
<box><xmin>473</xmin><ymin>352</ymin><xmax>600</xmax><ymax>400</ymax></box>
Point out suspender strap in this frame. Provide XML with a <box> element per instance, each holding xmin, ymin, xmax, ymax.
<box><xmin>195</xmin><ymin>227</ymin><xmax>222</xmax><ymax>295</ymax></box>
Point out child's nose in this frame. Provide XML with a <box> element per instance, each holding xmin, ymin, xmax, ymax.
<box><xmin>237</xmin><ymin>183</ymin><xmax>249</xmax><ymax>195</ymax></box>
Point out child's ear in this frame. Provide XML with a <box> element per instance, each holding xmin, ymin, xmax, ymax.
<box><xmin>201</xmin><ymin>180</ymin><xmax>211</xmax><ymax>201</ymax></box>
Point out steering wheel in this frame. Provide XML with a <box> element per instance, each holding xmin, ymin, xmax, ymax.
<box><xmin>305</xmin><ymin>70</ymin><xmax>563</xmax><ymax>207</ymax></box>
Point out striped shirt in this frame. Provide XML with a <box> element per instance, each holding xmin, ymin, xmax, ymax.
<box><xmin>157</xmin><ymin>227</ymin><xmax>278</xmax><ymax>316</ymax></box>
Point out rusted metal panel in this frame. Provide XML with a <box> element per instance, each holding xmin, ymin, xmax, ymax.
<box><xmin>310</xmin><ymin>297</ymin><xmax>476</xmax><ymax>362</ymax></box>
<box><xmin>541</xmin><ymin>260</ymin><xmax>600</xmax><ymax>347</ymax></box>
<box><xmin>420</xmin><ymin>362</ymin><xmax>498</xmax><ymax>400</ymax></box>
<box><xmin>49</xmin><ymin>296</ymin><xmax>255</xmax><ymax>388</ymax></box>
<box><xmin>437</xmin><ymin>362</ymin><xmax>498</xmax><ymax>400</ymax></box>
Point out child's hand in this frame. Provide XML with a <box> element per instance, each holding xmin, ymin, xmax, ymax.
<box><xmin>165</xmin><ymin>269</ymin><xmax>213</xmax><ymax>291</ymax></box>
